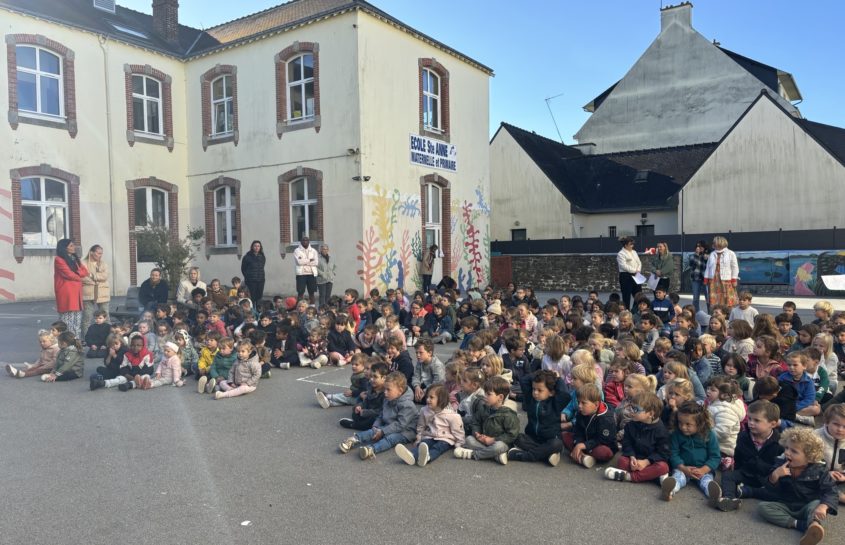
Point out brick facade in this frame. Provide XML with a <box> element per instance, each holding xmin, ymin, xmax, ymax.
<box><xmin>200</xmin><ymin>64</ymin><xmax>238</xmax><ymax>150</ymax></box>
<box><xmin>9</xmin><ymin>164</ymin><xmax>81</xmax><ymax>263</ymax></box>
<box><xmin>152</xmin><ymin>0</ymin><xmax>180</xmax><ymax>44</ymax></box>
<box><xmin>418</xmin><ymin>58</ymin><xmax>450</xmax><ymax>142</ymax></box>
<box><xmin>420</xmin><ymin>173</ymin><xmax>451</xmax><ymax>276</ymax></box>
<box><xmin>275</xmin><ymin>41</ymin><xmax>321</xmax><ymax>137</ymax></box>
<box><xmin>5</xmin><ymin>33</ymin><xmax>77</xmax><ymax>137</ymax></box>
<box><xmin>125</xmin><ymin>177</ymin><xmax>179</xmax><ymax>285</ymax></box>
<box><xmin>278</xmin><ymin>167</ymin><xmax>323</xmax><ymax>253</ymax></box>
<box><xmin>123</xmin><ymin>63</ymin><xmax>174</xmax><ymax>151</ymax></box>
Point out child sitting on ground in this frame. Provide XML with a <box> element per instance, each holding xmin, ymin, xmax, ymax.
<box><xmin>411</xmin><ymin>339</ymin><xmax>445</xmax><ymax>403</ymax></box>
<box><xmin>541</xmin><ymin>334</ymin><xmax>571</xmax><ymax>378</ymax></box>
<box><xmin>722</xmin><ymin>354</ymin><xmax>752</xmax><ymax>401</ymax></box>
<box><xmin>136</xmin><ymin>341</ymin><xmax>184</xmax><ymax>390</ymax></box>
<box><xmin>199</xmin><ymin>336</ymin><xmax>236</xmax><ymax>394</ymax></box>
<box><xmin>457</xmin><ymin>367</ymin><xmax>487</xmax><ymax>430</ymax></box>
<box><xmin>339</xmin><ymin>371</ymin><xmax>418</xmax><ymax>460</ymax></box>
<box><xmin>6</xmin><ymin>330</ymin><xmax>59</xmax><ymax>379</ymax></box>
<box><xmin>41</xmin><ymin>331</ymin><xmax>84</xmax><ymax>383</ymax></box>
<box><xmin>706</xmin><ymin>376</ymin><xmax>746</xmax><ymax>470</ymax></box>
<box><xmin>316</xmin><ymin>353</ymin><xmax>369</xmax><ymax>409</ymax></box>
<box><xmin>605</xmin><ymin>392</ymin><xmax>670</xmax><ymax>483</ymax></box>
<box><xmin>560</xmin><ymin>363</ymin><xmax>601</xmax><ymax>431</ymax></box>
<box><xmin>615</xmin><ymin>374</ymin><xmax>658</xmax><ymax>442</ymax></box>
<box><xmin>563</xmin><ymin>383</ymin><xmax>617</xmax><ymax>468</ymax></box>
<box><xmin>394</xmin><ymin>384</ymin><xmax>465</xmax><ymax>467</ymax></box>
<box><xmin>453</xmin><ymin>376</ymin><xmax>520</xmax><ymax>464</ymax></box>
<box><xmin>175</xmin><ymin>329</ymin><xmax>197</xmax><ymax>378</ymax></box>
<box><xmin>604</xmin><ymin>358</ymin><xmax>631</xmax><ymax>408</ymax></box>
<box><xmin>214</xmin><ymin>340</ymin><xmax>261</xmax><ymax>399</ymax></box>
<box><xmin>84</xmin><ymin>310</ymin><xmax>111</xmax><ymax>359</ymax></box>
<box><xmin>327</xmin><ymin>314</ymin><xmax>358</xmax><ymax>366</ymax></box>
<box><xmin>503</xmin><ymin>337</ymin><xmax>538</xmax><ymax>401</ymax></box>
<box><xmin>508</xmin><ymin>370</ymin><xmax>570</xmax><ymax>466</ymax></box>
<box><xmin>299</xmin><ymin>327</ymin><xmax>329</xmax><ymax>370</ymax></box>
<box><xmin>813</xmin><ymin>404</ymin><xmax>845</xmax><ymax>505</ymax></box>
<box><xmin>753</xmin><ymin>376</ymin><xmax>797</xmax><ymax>428</ymax></box>
<box><xmin>781</xmin><ymin>351</ymin><xmax>820</xmax><ymax>425</ymax></box>
<box><xmin>339</xmin><ymin>361</ymin><xmax>388</xmax><ymax>431</ymax></box>
<box><xmin>661</xmin><ymin>401</ymin><xmax>721</xmax><ymax>502</ymax></box>
<box><xmin>88</xmin><ymin>334</ymin><xmax>126</xmax><ymax>389</ymax></box>
<box><xmin>385</xmin><ymin>336</ymin><xmax>414</xmax><ymax>384</ymax></box>
<box><xmin>196</xmin><ymin>331</ymin><xmax>220</xmax><ymax>379</ymax></box>
<box><xmin>661</xmin><ymin>378</ymin><xmax>694</xmax><ymax>427</ymax></box>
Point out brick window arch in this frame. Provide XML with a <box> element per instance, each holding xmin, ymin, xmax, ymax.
<box><xmin>420</xmin><ymin>173</ymin><xmax>451</xmax><ymax>276</ymax></box>
<box><xmin>275</xmin><ymin>41</ymin><xmax>321</xmax><ymax>137</ymax></box>
<box><xmin>9</xmin><ymin>164</ymin><xmax>80</xmax><ymax>262</ymax></box>
<box><xmin>418</xmin><ymin>58</ymin><xmax>450</xmax><ymax>142</ymax></box>
<box><xmin>124</xmin><ymin>63</ymin><xmax>174</xmax><ymax>151</ymax></box>
<box><xmin>278</xmin><ymin>167</ymin><xmax>323</xmax><ymax>253</ymax></box>
<box><xmin>126</xmin><ymin>177</ymin><xmax>178</xmax><ymax>285</ymax></box>
<box><xmin>200</xmin><ymin>64</ymin><xmax>238</xmax><ymax>150</ymax></box>
<box><xmin>203</xmin><ymin>176</ymin><xmax>242</xmax><ymax>257</ymax></box>
<box><xmin>6</xmin><ymin>34</ymin><xmax>77</xmax><ymax>137</ymax></box>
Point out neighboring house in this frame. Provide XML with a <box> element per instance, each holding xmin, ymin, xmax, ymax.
<box><xmin>1</xmin><ymin>0</ymin><xmax>492</xmax><ymax>302</ymax></box>
<box><xmin>490</xmin><ymin>2</ymin><xmax>844</xmax><ymax>241</ymax></box>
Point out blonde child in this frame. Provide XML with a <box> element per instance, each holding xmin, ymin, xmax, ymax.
<box><xmin>615</xmin><ymin>373</ymin><xmax>658</xmax><ymax>442</ymax></box>
<box><xmin>563</xmin><ymin>383</ymin><xmax>617</xmax><ymax>468</ymax></box>
<box><xmin>395</xmin><ymin>384</ymin><xmax>465</xmax><ymax>466</ymax></box>
<box><xmin>661</xmin><ymin>401</ymin><xmax>721</xmax><ymax>502</ymax></box>
<box><xmin>480</xmin><ymin>354</ymin><xmax>511</xmax><ymax>383</ymax></box>
<box><xmin>570</xmin><ymin>349</ymin><xmax>604</xmax><ymax>387</ymax></box>
<box><xmin>299</xmin><ymin>327</ymin><xmax>329</xmax><ymax>369</ymax></box>
<box><xmin>813</xmin><ymin>404</ymin><xmax>845</xmax><ymax>505</ymax></box>
<box><xmin>41</xmin><ymin>331</ymin><xmax>84</xmax><ymax>383</ymax></box>
<box><xmin>812</xmin><ymin>333</ymin><xmax>839</xmax><ymax>395</ymax></box>
<box><xmin>613</xmin><ymin>340</ymin><xmax>647</xmax><ymax>375</ymax></box>
<box><xmin>660</xmin><ymin>360</ymin><xmax>705</xmax><ymax>403</ymax></box>
<box><xmin>196</xmin><ymin>331</ymin><xmax>220</xmax><ymax>379</ymax></box>
<box><xmin>6</xmin><ymin>330</ymin><xmax>59</xmax><ymax>379</ymax></box>
<box><xmin>137</xmin><ymin>341</ymin><xmax>184</xmax><ymax>389</ymax></box>
<box><xmin>705</xmin><ymin>376</ymin><xmax>746</xmax><ymax>469</ymax></box>
<box><xmin>662</xmin><ymin>378</ymin><xmax>695</xmax><ymax>428</ymax></box>
<box><xmin>560</xmin><ymin>363</ymin><xmax>600</xmax><ymax>430</ymax></box>
<box><xmin>588</xmin><ymin>333</ymin><xmax>615</xmax><ymax>369</ymax></box>
<box><xmin>175</xmin><ymin>329</ymin><xmax>197</xmax><ymax>378</ymax></box>
<box><xmin>541</xmin><ymin>334</ymin><xmax>571</xmax><ymax>378</ymax></box>
<box><xmin>215</xmin><ymin>341</ymin><xmax>261</xmax><ymax>399</ymax></box>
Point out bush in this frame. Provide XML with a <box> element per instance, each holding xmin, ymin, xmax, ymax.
<box><xmin>135</xmin><ymin>224</ymin><xmax>205</xmax><ymax>298</ymax></box>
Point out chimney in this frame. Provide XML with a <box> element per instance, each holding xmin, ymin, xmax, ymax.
<box><xmin>152</xmin><ymin>0</ymin><xmax>179</xmax><ymax>44</ymax></box>
<box><xmin>660</xmin><ymin>2</ymin><xmax>692</xmax><ymax>32</ymax></box>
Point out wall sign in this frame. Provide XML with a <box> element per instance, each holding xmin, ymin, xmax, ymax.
<box><xmin>409</xmin><ymin>134</ymin><xmax>457</xmax><ymax>173</ymax></box>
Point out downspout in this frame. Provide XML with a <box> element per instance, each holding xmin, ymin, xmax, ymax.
<box><xmin>98</xmin><ymin>35</ymin><xmax>117</xmax><ymax>296</ymax></box>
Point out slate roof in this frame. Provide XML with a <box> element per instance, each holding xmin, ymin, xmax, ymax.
<box><xmin>498</xmin><ymin>123</ymin><xmax>717</xmax><ymax>213</ymax></box>
<box><xmin>0</xmin><ymin>0</ymin><xmax>493</xmax><ymax>72</ymax></box>
<box><xmin>795</xmin><ymin>118</ymin><xmax>845</xmax><ymax>168</ymax></box>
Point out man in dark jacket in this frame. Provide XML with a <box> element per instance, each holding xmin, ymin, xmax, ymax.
<box><xmin>509</xmin><ymin>370</ymin><xmax>570</xmax><ymax>466</ymax></box>
<box><xmin>138</xmin><ymin>268</ymin><xmax>169</xmax><ymax>311</ymax></box>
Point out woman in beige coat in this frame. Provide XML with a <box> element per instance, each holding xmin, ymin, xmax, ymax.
<box><xmin>81</xmin><ymin>244</ymin><xmax>110</xmax><ymax>338</ymax></box>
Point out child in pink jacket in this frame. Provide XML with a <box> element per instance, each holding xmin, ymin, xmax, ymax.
<box><xmin>394</xmin><ymin>384</ymin><xmax>465</xmax><ymax>467</ymax></box>
<box><xmin>136</xmin><ymin>341</ymin><xmax>184</xmax><ymax>389</ymax></box>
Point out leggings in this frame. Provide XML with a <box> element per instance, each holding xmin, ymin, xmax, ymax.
<box><xmin>216</xmin><ymin>381</ymin><xmax>256</xmax><ymax>398</ymax></box>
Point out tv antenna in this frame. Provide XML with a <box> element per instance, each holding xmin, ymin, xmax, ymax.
<box><xmin>544</xmin><ymin>92</ymin><xmax>565</xmax><ymax>143</ymax></box>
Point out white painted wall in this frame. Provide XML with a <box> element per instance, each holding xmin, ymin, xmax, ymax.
<box><xmin>573</xmin><ymin>210</ymin><xmax>677</xmax><ymax>238</ymax></box>
<box><xmin>490</xmin><ymin>127</ymin><xmax>572</xmax><ymax>241</ymax></box>
<box><xmin>682</xmin><ymin>95</ymin><xmax>845</xmax><ymax>232</ymax></box>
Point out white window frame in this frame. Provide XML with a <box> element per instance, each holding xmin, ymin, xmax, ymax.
<box><xmin>290</xmin><ymin>178</ymin><xmax>317</xmax><ymax>243</ymax></box>
<box><xmin>424</xmin><ymin>183</ymin><xmax>442</xmax><ymax>250</ymax></box>
<box><xmin>210</xmin><ymin>75</ymin><xmax>233</xmax><ymax>136</ymax></box>
<box><xmin>287</xmin><ymin>53</ymin><xmax>315</xmax><ymax>123</ymax></box>
<box><xmin>422</xmin><ymin>68</ymin><xmax>441</xmax><ymax>133</ymax></box>
<box><xmin>16</xmin><ymin>45</ymin><xmax>64</xmax><ymax>120</ymax></box>
<box><xmin>131</xmin><ymin>74</ymin><xmax>164</xmax><ymax>137</ymax></box>
<box><xmin>214</xmin><ymin>186</ymin><xmax>237</xmax><ymax>247</ymax></box>
<box><xmin>20</xmin><ymin>177</ymin><xmax>68</xmax><ymax>248</ymax></box>
<box><xmin>134</xmin><ymin>187</ymin><xmax>169</xmax><ymax>229</ymax></box>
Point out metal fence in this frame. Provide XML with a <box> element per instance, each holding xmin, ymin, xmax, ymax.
<box><xmin>492</xmin><ymin>228</ymin><xmax>845</xmax><ymax>255</ymax></box>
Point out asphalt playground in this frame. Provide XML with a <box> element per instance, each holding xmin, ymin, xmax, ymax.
<box><xmin>1</xmin><ymin>295</ymin><xmax>843</xmax><ymax>545</ymax></box>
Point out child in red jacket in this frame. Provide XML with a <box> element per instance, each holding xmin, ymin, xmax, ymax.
<box><xmin>604</xmin><ymin>359</ymin><xmax>630</xmax><ymax>408</ymax></box>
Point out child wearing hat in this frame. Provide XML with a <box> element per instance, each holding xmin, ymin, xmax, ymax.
<box><xmin>140</xmin><ymin>341</ymin><xmax>184</xmax><ymax>389</ymax></box>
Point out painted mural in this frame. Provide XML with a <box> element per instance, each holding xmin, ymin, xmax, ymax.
<box><xmin>0</xmin><ymin>188</ymin><xmax>16</xmax><ymax>302</ymax></box>
<box><xmin>358</xmin><ymin>183</ymin><xmax>490</xmax><ymax>294</ymax></box>
<box><xmin>681</xmin><ymin>250</ymin><xmax>845</xmax><ymax>296</ymax></box>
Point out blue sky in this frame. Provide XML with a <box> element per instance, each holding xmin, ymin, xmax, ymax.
<box><xmin>121</xmin><ymin>0</ymin><xmax>845</xmax><ymax>141</ymax></box>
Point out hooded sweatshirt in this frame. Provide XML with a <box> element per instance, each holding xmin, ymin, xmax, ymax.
<box><xmin>374</xmin><ymin>387</ymin><xmax>419</xmax><ymax>441</ymax></box>
<box><xmin>229</xmin><ymin>350</ymin><xmax>262</xmax><ymax>388</ymax></box>
<box><xmin>120</xmin><ymin>334</ymin><xmax>154</xmax><ymax>377</ymax></box>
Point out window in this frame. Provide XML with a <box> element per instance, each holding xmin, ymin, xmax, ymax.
<box><xmin>211</xmin><ymin>75</ymin><xmax>234</xmax><ymax>136</ymax></box>
<box><xmin>132</xmin><ymin>75</ymin><xmax>162</xmax><ymax>135</ymax></box>
<box><xmin>636</xmin><ymin>224</ymin><xmax>655</xmax><ymax>237</ymax></box>
<box><xmin>608</xmin><ymin>226</ymin><xmax>617</xmax><ymax>238</ymax></box>
<box><xmin>134</xmin><ymin>187</ymin><xmax>168</xmax><ymax>228</ymax></box>
<box><xmin>214</xmin><ymin>186</ymin><xmax>237</xmax><ymax>246</ymax></box>
<box><xmin>290</xmin><ymin>178</ymin><xmax>318</xmax><ymax>242</ymax></box>
<box><xmin>16</xmin><ymin>45</ymin><xmax>62</xmax><ymax>118</ymax></box>
<box><xmin>287</xmin><ymin>54</ymin><xmax>315</xmax><ymax>122</ymax></box>
<box><xmin>422</xmin><ymin>68</ymin><xmax>440</xmax><ymax>133</ymax></box>
<box><xmin>419</xmin><ymin>174</ymin><xmax>452</xmax><ymax>279</ymax></box>
<box><xmin>511</xmin><ymin>229</ymin><xmax>527</xmax><ymax>241</ymax></box>
<box><xmin>20</xmin><ymin>177</ymin><xmax>67</xmax><ymax>247</ymax></box>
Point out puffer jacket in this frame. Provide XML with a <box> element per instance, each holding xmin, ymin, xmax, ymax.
<box><xmin>35</xmin><ymin>343</ymin><xmax>60</xmax><ymax>371</ymax></box>
<box><xmin>814</xmin><ymin>426</ymin><xmax>845</xmax><ymax>472</ymax></box>
<box><xmin>209</xmin><ymin>350</ymin><xmax>237</xmax><ymax>380</ymax></box>
<box><xmin>155</xmin><ymin>355</ymin><xmax>183</xmax><ymax>385</ymax></box>
<box><xmin>54</xmin><ymin>345</ymin><xmax>84</xmax><ymax>379</ymax></box>
<box><xmin>416</xmin><ymin>406</ymin><xmax>465</xmax><ymax>447</ymax></box>
<box><xmin>229</xmin><ymin>352</ymin><xmax>261</xmax><ymax>388</ymax></box>
<box><xmin>708</xmin><ymin>398</ymin><xmax>746</xmax><ymax>456</ymax></box>
<box><xmin>374</xmin><ymin>387</ymin><xmax>419</xmax><ymax>441</ymax></box>
<box><xmin>520</xmin><ymin>374</ymin><xmax>571</xmax><ymax>441</ymax></box>
<box><xmin>469</xmin><ymin>404</ymin><xmax>520</xmax><ymax>445</ymax></box>
<box><xmin>572</xmin><ymin>401</ymin><xmax>618</xmax><ymax>452</ymax></box>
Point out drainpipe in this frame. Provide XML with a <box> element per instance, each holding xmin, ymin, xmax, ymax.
<box><xmin>98</xmin><ymin>35</ymin><xmax>117</xmax><ymax>296</ymax></box>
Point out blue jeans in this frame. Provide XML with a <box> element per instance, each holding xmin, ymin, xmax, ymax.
<box><xmin>669</xmin><ymin>469</ymin><xmax>714</xmax><ymax>496</ymax></box>
<box><xmin>356</xmin><ymin>429</ymin><xmax>407</xmax><ymax>454</ymax></box>
<box><xmin>411</xmin><ymin>439</ymin><xmax>452</xmax><ymax>462</ymax></box>
<box><xmin>691</xmin><ymin>280</ymin><xmax>707</xmax><ymax>313</ymax></box>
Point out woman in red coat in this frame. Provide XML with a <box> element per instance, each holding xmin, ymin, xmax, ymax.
<box><xmin>54</xmin><ymin>239</ymin><xmax>89</xmax><ymax>338</ymax></box>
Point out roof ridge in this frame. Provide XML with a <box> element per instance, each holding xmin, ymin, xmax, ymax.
<box><xmin>580</xmin><ymin>142</ymin><xmax>719</xmax><ymax>159</ymax></box>
<box><xmin>206</xmin><ymin>0</ymin><xmax>342</xmax><ymax>31</ymax></box>
<box><xmin>501</xmin><ymin>122</ymin><xmax>571</xmax><ymax>147</ymax></box>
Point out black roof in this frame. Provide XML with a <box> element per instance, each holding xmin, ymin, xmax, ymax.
<box><xmin>717</xmin><ymin>47</ymin><xmax>779</xmax><ymax>94</ymax></box>
<box><xmin>498</xmin><ymin>123</ymin><xmax>717</xmax><ymax>213</ymax></box>
<box><xmin>795</xmin><ymin>118</ymin><xmax>845</xmax><ymax>167</ymax></box>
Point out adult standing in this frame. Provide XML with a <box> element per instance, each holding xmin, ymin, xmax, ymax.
<box><xmin>688</xmin><ymin>240</ymin><xmax>710</xmax><ymax>313</ymax></box>
<box><xmin>293</xmin><ymin>236</ymin><xmax>319</xmax><ymax>304</ymax></box>
<box><xmin>650</xmin><ymin>242</ymin><xmax>674</xmax><ymax>293</ymax></box>
<box><xmin>316</xmin><ymin>244</ymin><xmax>335</xmax><ymax>308</ymax></box>
<box><xmin>81</xmin><ymin>244</ymin><xmax>110</xmax><ymax>339</ymax></box>
<box><xmin>420</xmin><ymin>244</ymin><xmax>438</xmax><ymax>293</ymax></box>
<box><xmin>704</xmin><ymin>236</ymin><xmax>740</xmax><ymax>309</ymax></box>
<box><xmin>54</xmin><ymin>239</ymin><xmax>88</xmax><ymax>338</ymax></box>
<box><xmin>241</xmin><ymin>240</ymin><xmax>266</xmax><ymax>305</ymax></box>
<box><xmin>138</xmin><ymin>269</ymin><xmax>169</xmax><ymax>311</ymax></box>
<box><xmin>176</xmin><ymin>266</ymin><xmax>206</xmax><ymax>305</ymax></box>
<box><xmin>616</xmin><ymin>237</ymin><xmax>642</xmax><ymax>310</ymax></box>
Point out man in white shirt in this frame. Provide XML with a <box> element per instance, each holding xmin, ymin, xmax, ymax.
<box><xmin>293</xmin><ymin>236</ymin><xmax>319</xmax><ymax>304</ymax></box>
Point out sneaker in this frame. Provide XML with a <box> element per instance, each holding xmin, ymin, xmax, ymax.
<box><xmin>338</xmin><ymin>418</ymin><xmax>355</xmax><ymax>429</ymax></box>
<box><xmin>707</xmin><ymin>481</ymin><xmax>722</xmax><ymax>508</ymax></box>
<box><xmin>547</xmin><ymin>452</ymin><xmax>561</xmax><ymax>467</ymax></box>
<box><xmin>310</xmin><ymin>360</ymin><xmax>322</xmax><ymax>369</ymax></box>
<box><xmin>358</xmin><ymin>446</ymin><xmax>375</xmax><ymax>460</ymax></box>
<box><xmin>261</xmin><ymin>371</ymin><xmax>271</xmax><ymax>379</ymax></box>
<box><xmin>395</xmin><ymin>444</ymin><xmax>415</xmax><ymax>466</ymax></box>
<box><xmin>507</xmin><ymin>447</ymin><xmax>525</xmax><ymax>462</ymax></box>
<box><xmin>800</xmin><ymin>521</ymin><xmax>824</xmax><ymax>545</ymax></box>
<box><xmin>339</xmin><ymin>436</ymin><xmax>360</xmax><ymax>454</ymax></box>
<box><xmin>300</xmin><ymin>360</ymin><xmax>311</xmax><ymax>368</ymax></box>
<box><xmin>716</xmin><ymin>498</ymin><xmax>742</xmax><ymax>512</ymax></box>
<box><xmin>417</xmin><ymin>442</ymin><xmax>430</xmax><ymax>467</ymax></box>
<box><xmin>453</xmin><ymin>447</ymin><xmax>473</xmax><ymax>460</ymax></box>
<box><xmin>205</xmin><ymin>377</ymin><xmax>217</xmax><ymax>394</ymax></box>
<box><xmin>315</xmin><ymin>389</ymin><xmax>330</xmax><ymax>409</ymax></box>
<box><xmin>495</xmin><ymin>452</ymin><xmax>508</xmax><ymax>465</ymax></box>
<box><xmin>281</xmin><ymin>362</ymin><xmax>291</xmax><ymax>370</ymax></box>
<box><xmin>197</xmin><ymin>376</ymin><xmax>208</xmax><ymax>394</ymax></box>
<box><xmin>795</xmin><ymin>414</ymin><xmax>815</xmax><ymax>427</ymax></box>
<box><xmin>5</xmin><ymin>364</ymin><xmax>16</xmax><ymax>377</ymax></box>
<box><xmin>581</xmin><ymin>454</ymin><xmax>596</xmax><ymax>468</ymax></box>
<box><xmin>605</xmin><ymin>467</ymin><xmax>629</xmax><ymax>481</ymax></box>
<box><xmin>118</xmin><ymin>382</ymin><xmax>131</xmax><ymax>392</ymax></box>
<box><xmin>736</xmin><ymin>483</ymin><xmax>751</xmax><ymax>499</ymax></box>
<box><xmin>214</xmin><ymin>391</ymin><xmax>223</xmax><ymax>400</ymax></box>
<box><xmin>661</xmin><ymin>476</ymin><xmax>676</xmax><ymax>501</ymax></box>
<box><xmin>89</xmin><ymin>374</ymin><xmax>105</xmax><ymax>391</ymax></box>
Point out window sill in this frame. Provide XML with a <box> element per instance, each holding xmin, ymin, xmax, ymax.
<box><xmin>277</xmin><ymin>115</ymin><xmax>321</xmax><ymax>138</ymax></box>
<box><xmin>14</xmin><ymin>246</ymin><xmax>56</xmax><ymax>259</ymax></box>
<box><xmin>203</xmin><ymin>131</ymin><xmax>238</xmax><ymax>150</ymax></box>
<box><xmin>128</xmin><ymin>130</ymin><xmax>174</xmax><ymax>151</ymax></box>
<box><xmin>12</xmin><ymin>111</ymin><xmax>76</xmax><ymax>134</ymax></box>
<box><xmin>206</xmin><ymin>246</ymin><xmax>240</xmax><ymax>257</ymax></box>
<box><xmin>419</xmin><ymin>125</ymin><xmax>450</xmax><ymax>143</ymax></box>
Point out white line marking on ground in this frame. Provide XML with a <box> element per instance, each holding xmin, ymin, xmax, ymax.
<box><xmin>295</xmin><ymin>367</ymin><xmax>349</xmax><ymax>388</ymax></box>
